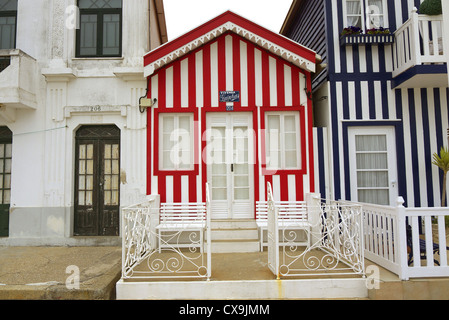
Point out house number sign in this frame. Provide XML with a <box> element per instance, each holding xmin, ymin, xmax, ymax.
<box><xmin>220</xmin><ymin>91</ymin><xmax>240</xmax><ymax>103</ymax></box>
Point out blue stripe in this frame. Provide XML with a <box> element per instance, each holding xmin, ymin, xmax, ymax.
<box><xmin>381</xmin><ymin>81</ymin><xmax>389</xmax><ymax>119</ymax></box>
<box><xmin>408</xmin><ymin>89</ymin><xmax>421</xmax><ymax>207</ymax></box>
<box><xmin>395</xmin><ymin>89</ymin><xmax>408</xmax><ymax>205</ymax></box>
<box><xmin>355</xmin><ymin>81</ymin><xmax>362</xmax><ymax>119</ymax></box>
<box><xmin>368</xmin><ymin>81</ymin><xmax>376</xmax><ymax>119</ymax></box>
<box><xmin>421</xmin><ymin>88</ymin><xmax>434</xmax><ymax>207</ymax></box>
<box><xmin>316</xmin><ymin>128</ymin><xmax>327</xmax><ymax>199</ymax></box>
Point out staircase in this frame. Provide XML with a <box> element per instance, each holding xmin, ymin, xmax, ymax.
<box><xmin>209</xmin><ymin>219</ymin><xmax>260</xmax><ymax>253</ymax></box>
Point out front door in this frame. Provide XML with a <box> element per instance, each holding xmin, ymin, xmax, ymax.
<box><xmin>348</xmin><ymin>126</ymin><xmax>398</xmax><ymax>206</ymax></box>
<box><xmin>74</xmin><ymin>125</ymin><xmax>120</xmax><ymax>236</ymax></box>
<box><xmin>206</xmin><ymin>113</ymin><xmax>254</xmax><ymax>219</ymax></box>
<box><xmin>0</xmin><ymin>127</ymin><xmax>12</xmax><ymax>237</ymax></box>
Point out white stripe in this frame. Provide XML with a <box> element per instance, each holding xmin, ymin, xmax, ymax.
<box><xmin>331</xmin><ymin>0</ymin><xmax>341</xmax><ymax>73</ymax></box>
<box><xmin>166</xmin><ymin>176</ymin><xmax>174</xmax><ymax>203</ymax></box>
<box><xmin>371</xmin><ymin>46</ymin><xmax>379</xmax><ymax>73</ymax></box>
<box><xmin>288</xmin><ymin>174</ymin><xmax>296</xmax><ymax>201</ymax></box>
<box><xmin>401</xmin><ymin>88</ymin><xmax>415</xmax><ymax>206</ymax></box>
<box><xmin>361</xmin><ymin>81</ymin><xmax>370</xmax><ymax>120</ymax></box>
<box><xmin>336</xmin><ymin>81</ymin><xmax>345</xmax><ymax>199</ymax></box>
<box><xmin>299</xmin><ymin>72</ymin><xmax>307</xmax><ymax>106</ymax></box>
<box><xmin>181</xmin><ymin>175</ymin><xmax>189</xmax><ymax>202</ymax></box>
<box><xmin>284</xmin><ymin>64</ymin><xmax>292</xmax><ymax>106</ymax></box>
<box><xmin>374</xmin><ymin>81</ymin><xmax>383</xmax><ymax>119</ymax></box>
<box><xmin>196</xmin><ymin>50</ymin><xmax>203</xmax><ymax>108</ymax></box>
<box><xmin>181</xmin><ymin>58</ymin><xmax>189</xmax><ymax>107</ymax></box>
<box><xmin>359</xmin><ymin>45</ymin><xmax>367</xmax><ymax>73</ymax></box>
<box><xmin>269</xmin><ymin>56</ymin><xmax>277</xmax><ymax>106</ymax></box>
<box><xmin>225</xmin><ymin>35</ymin><xmax>233</xmax><ymax>91</ymax></box>
<box><xmin>427</xmin><ymin>88</ymin><xmax>440</xmax><ymax>205</ymax></box>
<box><xmin>166</xmin><ymin>66</ymin><xmax>173</xmax><ymax>108</ymax></box>
<box><xmin>346</xmin><ymin>46</ymin><xmax>354</xmax><ymax>73</ymax></box>
<box><xmin>348</xmin><ymin>81</ymin><xmax>356</xmax><ymax>119</ymax></box>
<box><xmin>210</xmin><ymin>42</ymin><xmax>219</xmax><ymax>107</ymax></box>
<box><xmin>240</xmin><ymin>40</ymin><xmax>248</xmax><ymax>107</ymax></box>
<box><xmin>387</xmin><ymin>81</ymin><xmax>396</xmax><ymax>120</ymax></box>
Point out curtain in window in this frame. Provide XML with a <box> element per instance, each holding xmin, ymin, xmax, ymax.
<box><xmin>355</xmin><ymin>135</ymin><xmax>389</xmax><ymax>205</ymax></box>
<box><xmin>346</xmin><ymin>0</ymin><xmax>362</xmax><ymax>28</ymax></box>
<box><xmin>367</xmin><ymin>0</ymin><xmax>384</xmax><ymax>28</ymax></box>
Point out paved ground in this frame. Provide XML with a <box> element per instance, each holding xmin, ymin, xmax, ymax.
<box><xmin>0</xmin><ymin>246</ymin><xmax>122</xmax><ymax>300</ymax></box>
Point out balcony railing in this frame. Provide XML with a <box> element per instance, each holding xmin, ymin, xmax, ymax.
<box><xmin>393</xmin><ymin>9</ymin><xmax>446</xmax><ymax>78</ymax></box>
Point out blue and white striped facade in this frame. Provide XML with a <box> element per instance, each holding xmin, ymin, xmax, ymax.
<box><xmin>283</xmin><ymin>0</ymin><xmax>449</xmax><ymax>208</ymax></box>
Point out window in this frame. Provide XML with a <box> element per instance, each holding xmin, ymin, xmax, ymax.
<box><xmin>0</xmin><ymin>0</ymin><xmax>17</xmax><ymax>49</ymax></box>
<box><xmin>76</xmin><ymin>0</ymin><xmax>122</xmax><ymax>57</ymax></box>
<box><xmin>159</xmin><ymin>113</ymin><xmax>194</xmax><ymax>171</ymax></box>
<box><xmin>265</xmin><ymin>112</ymin><xmax>300</xmax><ymax>170</ymax></box>
<box><xmin>344</xmin><ymin>0</ymin><xmax>388</xmax><ymax>31</ymax></box>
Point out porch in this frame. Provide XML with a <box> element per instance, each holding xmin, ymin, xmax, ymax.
<box><xmin>116</xmin><ymin>184</ymin><xmax>449</xmax><ymax>300</ymax></box>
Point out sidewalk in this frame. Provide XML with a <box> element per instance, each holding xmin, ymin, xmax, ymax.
<box><xmin>0</xmin><ymin>246</ymin><xmax>122</xmax><ymax>300</ymax></box>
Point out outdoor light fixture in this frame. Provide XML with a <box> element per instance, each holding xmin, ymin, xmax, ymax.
<box><xmin>139</xmin><ymin>89</ymin><xmax>157</xmax><ymax>113</ymax></box>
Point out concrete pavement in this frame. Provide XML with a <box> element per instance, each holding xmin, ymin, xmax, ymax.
<box><xmin>0</xmin><ymin>246</ymin><xmax>121</xmax><ymax>300</ymax></box>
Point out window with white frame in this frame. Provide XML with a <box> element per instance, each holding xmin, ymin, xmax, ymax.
<box><xmin>159</xmin><ymin>113</ymin><xmax>194</xmax><ymax>171</ymax></box>
<box><xmin>265</xmin><ymin>112</ymin><xmax>301</xmax><ymax>170</ymax></box>
<box><xmin>344</xmin><ymin>0</ymin><xmax>388</xmax><ymax>31</ymax></box>
<box><xmin>0</xmin><ymin>0</ymin><xmax>17</xmax><ymax>49</ymax></box>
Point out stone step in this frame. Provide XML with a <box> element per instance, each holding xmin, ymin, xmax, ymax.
<box><xmin>209</xmin><ymin>239</ymin><xmax>260</xmax><ymax>253</ymax></box>
<box><xmin>211</xmin><ymin>219</ymin><xmax>257</xmax><ymax>230</ymax></box>
<box><xmin>210</xmin><ymin>228</ymin><xmax>259</xmax><ymax>240</ymax></box>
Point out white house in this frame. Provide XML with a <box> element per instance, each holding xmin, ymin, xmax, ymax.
<box><xmin>0</xmin><ymin>0</ymin><xmax>167</xmax><ymax>245</ymax></box>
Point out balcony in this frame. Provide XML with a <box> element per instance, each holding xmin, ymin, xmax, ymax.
<box><xmin>0</xmin><ymin>49</ymin><xmax>38</xmax><ymax>118</ymax></box>
<box><xmin>392</xmin><ymin>10</ymin><xmax>448</xmax><ymax>89</ymax></box>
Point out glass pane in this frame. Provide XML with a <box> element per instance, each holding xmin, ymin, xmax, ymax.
<box><xmin>104</xmin><ymin>144</ymin><xmax>111</xmax><ymax>159</ymax></box>
<box><xmin>80</xmin><ymin>14</ymin><xmax>97</xmax><ymax>56</ymax></box>
<box><xmin>86</xmin><ymin>175</ymin><xmax>93</xmax><ymax>190</ymax></box>
<box><xmin>346</xmin><ymin>0</ymin><xmax>362</xmax><ymax>28</ymax></box>
<box><xmin>0</xmin><ymin>144</ymin><xmax>4</xmax><ymax>158</ymax></box>
<box><xmin>104</xmin><ymin>159</ymin><xmax>111</xmax><ymax>174</ymax></box>
<box><xmin>111</xmin><ymin>190</ymin><xmax>118</xmax><ymax>205</ymax></box>
<box><xmin>284</xmin><ymin>132</ymin><xmax>297</xmax><ymax>150</ymax></box>
<box><xmin>356</xmin><ymin>153</ymin><xmax>388</xmax><ymax>169</ymax></box>
<box><xmin>79</xmin><ymin>145</ymin><xmax>86</xmax><ymax>159</ymax></box>
<box><xmin>112</xmin><ymin>144</ymin><xmax>119</xmax><ymax>159</ymax></box>
<box><xmin>212</xmin><ymin>176</ymin><xmax>227</xmax><ymax>188</ymax></box>
<box><xmin>86</xmin><ymin>160</ymin><xmax>94</xmax><ymax>174</ymax></box>
<box><xmin>86</xmin><ymin>144</ymin><xmax>93</xmax><ymax>159</ymax></box>
<box><xmin>78</xmin><ymin>191</ymin><xmax>85</xmax><ymax>205</ymax></box>
<box><xmin>79</xmin><ymin>0</ymin><xmax>121</xmax><ymax>9</ymax></box>
<box><xmin>86</xmin><ymin>191</ymin><xmax>93</xmax><ymax>205</ymax></box>
<box><xmin>212</xmin><ymin>188</ymin><xmax>227</xmax><ymax>200</ymax></box>
<box><xmin>102</xmin><ymin>14</ymin><xmax>120</xmax><ymax>55</ymax></box>
<box><xmin>234</xmin><ymin>175</ymin><xmax>248</xmax><ymax>187</ymax></box>
<box><xmin>79</xmin><ymin>160</ymin><xmax>85</xmax><ymax>174</ymax></box>
<box><xmin>234</xmin><ymin>188</ymin><xmax>249</xmax><ymax>200</ymax></box>
<box><xmin>3</xmin><ymin>189</ymin><xmax>9</xmax><ymax>204</ymax></box>
<box><xmin>356</xmin><ymin>135</ymin><xmax>386</xmax><ymax>152</ymax></box>
<box><xmin>358</xmin><ymin>189</ymin><xmax>389</xmax><ymax>206</ymax></box>
<box><xmin>0</xmin><ymin>0</ymin><xmax>18</xmax><ymax>11</ymax></box>
<box><xmin>0</xmin><ymin>16</ymin><xmax>15</xmax><ymax>49</ymax></box>
<box><xmin>112</xmin><ymin>175</ymin><xmax>119</xmax><ymax>189</ymax></box>
<box><xmin>285</xmin><ymin>151</ymin><xmax>297</xmax><ymax>168</ymax></box>
<box><xmin>112</xmin><ymin>160</ymin><xmax>119</xmax><ymax>174</ymax></box>
<box><xmin>3</xmin><ymin>173</ymin><xmax>10</xmax><ymax>189</ymax></box>
<box><xmin>79</xmin><ymin>175</ymin><xmax>86</xmax><ymax>190</ymax></box>
<box><xmin>357</xmin><ymin>171</ymin><xmax>389</xmax><ymax>187</ymax></box>
<box><xmin>104</xmin><ymin>191</ymin><xmax>111</xmax><ymax>205</ymax></box>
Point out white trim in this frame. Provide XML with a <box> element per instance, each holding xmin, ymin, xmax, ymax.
<box><xmin>144</xmin><ymin>22</ymin><xmax>316</xmax><ymax>77</ymax></box>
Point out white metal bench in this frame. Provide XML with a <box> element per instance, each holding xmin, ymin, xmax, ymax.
<box><xmin>256</xmin><ymin>201</ymin><xmax>310</xmax><ymax>252</ymax></box>
<box><xmin>156</xmin><ymin>202</ymin><xmax>207</xmax><ymax>252</ymax></box>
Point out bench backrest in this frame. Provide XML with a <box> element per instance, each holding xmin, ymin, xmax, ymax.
<box><xmin>160</xmin><ymin>202</ymin><xmax>206</xmax><ymax>223</ymax></box>
<box><xmin>256</xmin><ymin>201</ymin><xmax>307</xmax><ymax>221</ymax></box>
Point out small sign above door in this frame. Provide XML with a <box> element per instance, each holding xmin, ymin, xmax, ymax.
<box><xmin>220</xmin><ymin>91</ymin><xmax>240</xmax><ymax>102</ymax></box>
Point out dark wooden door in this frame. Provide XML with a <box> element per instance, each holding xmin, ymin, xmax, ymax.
<box><xmin>0</xmin><ymin>127</ymin><xmax>12</xmax><ymax>237</ymax></box>
<box><xmin>74</xmin><ymin>125</ymin><xmax>120</xmax><ymax>236</ymax></box>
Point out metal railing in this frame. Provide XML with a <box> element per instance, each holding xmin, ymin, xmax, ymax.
<box><xmin>121</xmin><ymin>184</ymin><xmax>212</xmax><ymax>280</ymax></box>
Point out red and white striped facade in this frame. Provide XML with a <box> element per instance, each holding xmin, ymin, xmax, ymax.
<box><xmin>144</xmin><ymin>11</ymin><xmax>317</xmax><ymax>216</ymax></box>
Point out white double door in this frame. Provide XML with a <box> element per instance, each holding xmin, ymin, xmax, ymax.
<box><xmin>206</xmin><ymin>113</ymin><xmax>254</xmax><ymax>219</ymax></box>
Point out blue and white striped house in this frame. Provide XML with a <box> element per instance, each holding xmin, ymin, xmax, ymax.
<box><xmin>281</xmin><ymin>0</ymin><xmax>449</xmax><ymax>208</ymax></box>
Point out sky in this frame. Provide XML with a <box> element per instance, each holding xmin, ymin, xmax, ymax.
<box><xmin>163</xmin><ymin>0</ymin><xmax>294</xmax><ymax>41</ymax></box>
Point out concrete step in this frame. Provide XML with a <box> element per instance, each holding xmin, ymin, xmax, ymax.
<box><xmin>211</xmin><ymin>219</ymin><xmax>257</xmax><ymax>230</ymax></box>
<box><xmin>210</xmin><ymin>228</ymin><xmax>259</xmax><ymax>240</ymax></box>
<box><xmin>209</xmin><ymin>239</ymin><xmax>260</xmax><ymax>253</ymax></box>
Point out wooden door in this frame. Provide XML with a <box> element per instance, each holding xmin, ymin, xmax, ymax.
<box><xmin>0</xmin><ymin>127</ymin><xmax>12</xmax><ymax>237</ymax></box>
<box><xmin>74</xmin><ymin>125</ymin><xmax>120</xmax><ymax>236</ymax></box>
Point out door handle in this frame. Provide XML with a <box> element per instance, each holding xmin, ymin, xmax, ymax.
<box><xmin>231</xmin><ymin>164</ymin><xmax>234</xmax><ymax>172</ymax></box>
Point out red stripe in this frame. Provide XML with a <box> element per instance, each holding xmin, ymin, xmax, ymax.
<box><xmin>158</xmin><ymin>68</ymin><xmax>166</xmax><ymax>109</ymax></box>
<box><xmin>247</xmin><ymin>43</ymin><xmax>255</xmax><ymax>107</ymax></box>
<box><xmin>280</xmin><ymin>174</ymin><xmax>289</xmax><ymax>201</ymax></box>
<box><xmin>188</xmin><ymin>56</ymin><xmax>196</xmax><ymax>108</ymax></box>
<box><xmin>296</xmin><ymin>174</ymin><xmax>304</xmax><ymax>201</ymax></box>
<box><xmin>173</xmin><ymin>175</ymin><xmax>181</xmax><ymax>202</ymax></box>
<box><xmin>173</xmin><ymin>60</ymin><xmax>181</xmax><ymax>109</ymax></box>
<box><xmin>147</xmin><ymin>77</ymin><xmax>152</xmax><ymax>195</ymax></box>
<box><xmin>306</xmin><ymin>72</ymin><xmax>315</xmax><ymax>193</ymax></box>
<box><xmin>203</xmin><ymin>45</ymin><xmax>211</xmax><ymax>108</ymax></box>
<box><xmin>292</xmin><ymin>69</ymin><xmax>300</xmax><ymax>106</ymax></box>
<box><xmin>189</xmin><ymin>174</ymin><xmax>197</xmax><ymax>203</ymax></box>
<box><xmin>159</xmin><ymin>174</ymin><xmax>166</xmax><ymax>203</ymax></box>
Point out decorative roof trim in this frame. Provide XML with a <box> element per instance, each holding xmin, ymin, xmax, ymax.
<box><xmin>144</xmin><ymin>20</ymin><xmax>316</xmax><ymax>77</ymax></box>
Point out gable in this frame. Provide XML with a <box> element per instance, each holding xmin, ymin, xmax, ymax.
<box><xmin>144</xmin><ymin>11</ymin><xmax>317</xmax><ymax>77</ymax></box>
<box><xmin>149</xmin><ymin>32</ymin><xmax>310</xmax><ymax>109</ymax></box>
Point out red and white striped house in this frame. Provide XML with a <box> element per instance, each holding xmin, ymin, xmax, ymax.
<box><xmin>143</xmin><ymin>11</ymin><xmax>318</xmax><ymax>220</ymax></box>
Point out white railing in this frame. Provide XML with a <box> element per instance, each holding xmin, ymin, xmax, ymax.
<box><xmin>121</xmin><ymin>184</ymin><xmax>212</xmax><ymax>280</ymax></box>
<box><xmin>352</xmin><ymin>197</ymin><xmax>449</xmax><ymax>280</ymax></box>
<box><xmin>392</xmin><ymin>9</ymin><xmax>446</xmax><ymax>78</ymax></box>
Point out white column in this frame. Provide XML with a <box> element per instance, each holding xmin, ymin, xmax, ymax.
<box><xmin>442</xmin><ymin>1</ymin><xmax>449</xmax><ymax>87</ymax></box>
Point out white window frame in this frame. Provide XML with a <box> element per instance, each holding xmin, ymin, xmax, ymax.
<box><xmin>265</xmin><ymin>111</ymin><xmax>301</xmax><ymax>170</ymax></box>
<box><xmin>159</xmin><ymin>113</ymin><xmax>194</xmax><ymax>171</ymax></box>
<box><xmin>343</xmin><ymin>0</ymin><xmax>389</xmax><ymax>31</ymax></box>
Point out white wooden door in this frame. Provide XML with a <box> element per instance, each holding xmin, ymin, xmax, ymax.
<box><xmin>348</xmin><ymin>126</ymin><xmax>398</xmax><ymax>206</ymax></box>
<box><xmin>206</xmin><ymin>113</ymin><xmax>254</xmax><ymax>219</ymax></box>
